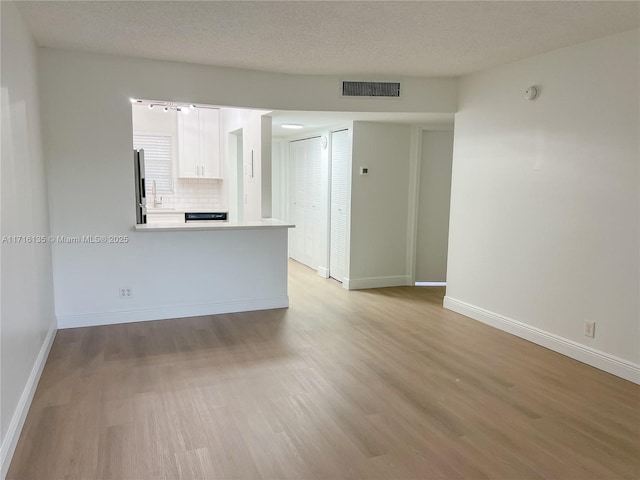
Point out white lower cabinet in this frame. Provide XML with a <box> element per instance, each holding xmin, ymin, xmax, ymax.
<box><xmin>146</xmin><ymin>212</ymin><xmax>185</xmax><ymax>225</ymax></box>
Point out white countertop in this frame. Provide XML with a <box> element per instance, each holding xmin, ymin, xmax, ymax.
<box><xmin>134</xmin><ymin>218</ymin><xmax>295</xmax><ymax>231</ymax></box>
<box><xmin>146</xmin><ymin>209</ymin><xmax>186</xmax><ymax>215</ymax></box>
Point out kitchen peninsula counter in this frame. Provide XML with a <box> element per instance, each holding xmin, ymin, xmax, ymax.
<box><xmin>56</xmin><ymin>217</ymin><xmax>297</xmax><ymax>329</ymax></box>
<box><xmin>135</xmin><ymin>218</ymin><xmax>294</xmax><ymax>232</ymax></box>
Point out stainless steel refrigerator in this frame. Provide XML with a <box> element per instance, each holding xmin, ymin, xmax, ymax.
<box><xmin>134</xmin><ymin>149</ymin><xmax>147</xmax><ymax>224</ymax></box>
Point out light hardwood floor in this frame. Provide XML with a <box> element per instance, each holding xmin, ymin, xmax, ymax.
<box><xmin>8</xmin><ymin>260</ymin><xmax>640</xmax><ymax>479</ymax></box>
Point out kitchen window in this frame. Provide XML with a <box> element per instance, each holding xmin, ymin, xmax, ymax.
<box><xmin>133</xmin><ymin>133</ymin><xmax>173</xmax><ymax>194</ymax></box>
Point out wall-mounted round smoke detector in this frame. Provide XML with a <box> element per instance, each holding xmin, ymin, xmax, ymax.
<box><xmin>525</xmin><ymin>86</ymin><xmax>539</xmax><ymax>101</ymax></box>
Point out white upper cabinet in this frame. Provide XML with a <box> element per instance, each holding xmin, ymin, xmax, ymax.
<box><xmin>178</xmin><ymin>108</ymin><xmax>221</xmax><ymax>179</ymax></box>
<box><xmin>199</xmin><ymin>108</ymin><xmax>221</xmax><ymax>179</ymax></box>
<box><xmin>177</xmin><ymin>109</ymin><xmax>200</xmax><ymax>178</ymax></box>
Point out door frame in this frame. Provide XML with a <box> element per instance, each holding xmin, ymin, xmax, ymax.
<box><xmin>406</xmin><ymin>124</ymin><xmax>455</xmax><ymax>285</ymax></box>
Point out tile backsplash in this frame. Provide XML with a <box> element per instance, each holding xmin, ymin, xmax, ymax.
<box><xmin>147</xmin><ymin>178</ymin><xmax>223</xmax><ymax>211</ymax></box>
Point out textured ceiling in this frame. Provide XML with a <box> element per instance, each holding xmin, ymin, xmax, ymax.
<box><xmin>16</xmin><ymin>1</ymin><xmax>640</xmax><ymax>77</ymax></box>
<box><xmin>270</xmin><ymin>111</ymin><xmax>454</xmax><ymax>137</ymax></box>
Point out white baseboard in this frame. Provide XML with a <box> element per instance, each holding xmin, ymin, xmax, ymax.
<box><xmin>443</xmin><ymin>296</ymin><xmax>640</xmax><ymax>384</ymax></box>
<box><xmin>344</xmin><ymin>275</ymin><xmax>411</xmax><ymax>290</ymax></box>
<box><xmin>317</xmin><ymin>266</ymin><xmax>329</xmax><ymax>279</ymax></box>
<box><xmin>1</xmin><ymin>325</ymin><xmax>56</xmax><ymax>480</ymax></box>
<box><xmin>415</xmin><ymin>281</ymin><xmax>447</xmax><ymax>287</ymax></box>
<box><xmin>57</xmin><ymin>296</ymin><xmax>289</xmax><ymax>329</ymax></box>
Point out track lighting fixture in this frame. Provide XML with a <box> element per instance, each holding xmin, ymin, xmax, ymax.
<box><xmin>133</xmin><ymin>99</ymin><xmax>210</xmax><ymax>113</ymax></box>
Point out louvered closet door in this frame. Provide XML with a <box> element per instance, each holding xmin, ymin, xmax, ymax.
<box><xmin>330</xmin><ymin>129</ymin><xmax>351</xmax><ymax>282</ymax></box>
<box><xmin>304</xmin><ymin>137</ymin><xmax>322</xmax><ymax>266</ymax></box>
<box><xmin>288</xmin><ymin>141</ymin><xmax>300</xmax><ymax>260</ymax></box>
<box><xmin>288</xmin><ymin>136</ymin><xmax>322</xmax><ymax>270</ymax></box>
<box><xmin>309</xmin><ymin>139</ymin><xmax>323</xmax><ymax>265</ymax></box>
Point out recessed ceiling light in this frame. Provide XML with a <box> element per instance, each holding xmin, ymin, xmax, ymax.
<box><xmin>282</xmin><ymin>124</ymin><xmax>304</xmax><ymax>129</ymax></box>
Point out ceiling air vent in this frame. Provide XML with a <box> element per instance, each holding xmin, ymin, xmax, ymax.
<box><xmin>342</xmin><ymin>81</ymin><xmax>401</xmax><ymax>97</ymax></box>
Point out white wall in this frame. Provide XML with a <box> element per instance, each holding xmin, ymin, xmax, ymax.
<box><xmin>348</xmin><ymin>122</ymin><xmax>412</xmax><ymax>289</ymax></box>
<box><xmin>415</xmin><ymin>130</ymin><xmax>454</xmax><ymax>282</ymax></box>
<box><xmin>243</xmin><ymin>111</ymin><xmax>269</xmax><ymax>222</ymax></box>
<box><xmin>261</xmin><ymin>115</ymin><xmax>272</xmax><ymax>218</ymax></box>
<box><xmin>218</xmin><ymin>107</ymin><xmax>272</xmax><ymax>222</ymax></box>
<box><xmin>0</xmin><ymin>3</ymin><xmax>56</xmax><ymax>476</ymax></box>
<box><xmin>271</xmin><ymin>139</ymin><xmax>286</xmax><ymax>221</ymax></box>
<box><xmin>38</xmin><ymin>48</ymin><xmax>452</xmax><ymax>327</ymax></box>
<box><xmin>55</xmin><ymin>228</ymin><xmax>290</xmax><ymax>328</ymax></box>
<box><xmin>446</xmin><ymin>29</ymin><xmax>640</xmax><ymax>381</ymax></box>
<box><xmin>219</xmin><ymin>107</ymin><xmax>253</xmax><ymax>222</ymax></box>
<box><xmin>38</xmin><ymin>51</ymin><xmax>296</xmax><ymax>327</ymax></box>
<box><xmin>217</xmin><ymin>106</ymin><xmax>273</xmax><ymax>222</ymax></box>
<box><xmin>37</xmin><ymin>48</ymin><xmax>456</xmax><ymax>114</ymax></box>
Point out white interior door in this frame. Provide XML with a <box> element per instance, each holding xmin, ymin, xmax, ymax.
<box><xmin>288</xmin><ymin>137</ymin><xmax>322</xmax><ymax>269</ymax></box>
<box><xmin>330</xmin><ymin>129</ymin><xmax>351</xmax><ymax>282</ymax></box>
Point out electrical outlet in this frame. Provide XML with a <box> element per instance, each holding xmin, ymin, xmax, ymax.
<box><xmin>584</xmin><ymin>320</ymin><xmax>595</xmax><ymax>338</ymax></box>
<box><xmin>119</xmin><ymin>287</ymin><xmax>132</xmax><ymax>299</ymax></box>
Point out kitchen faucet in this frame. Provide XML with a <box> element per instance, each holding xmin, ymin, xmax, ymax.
<box><xmin>152</xmin><ymin>180</ymin><xmax>163</xmax><ymax>208</ymax></box>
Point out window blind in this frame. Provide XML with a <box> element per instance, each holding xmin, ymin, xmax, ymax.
<box><xmin>133</xmin><ymin>133</ymin><xmax>173</xmax><ymax>194</ymax></box>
